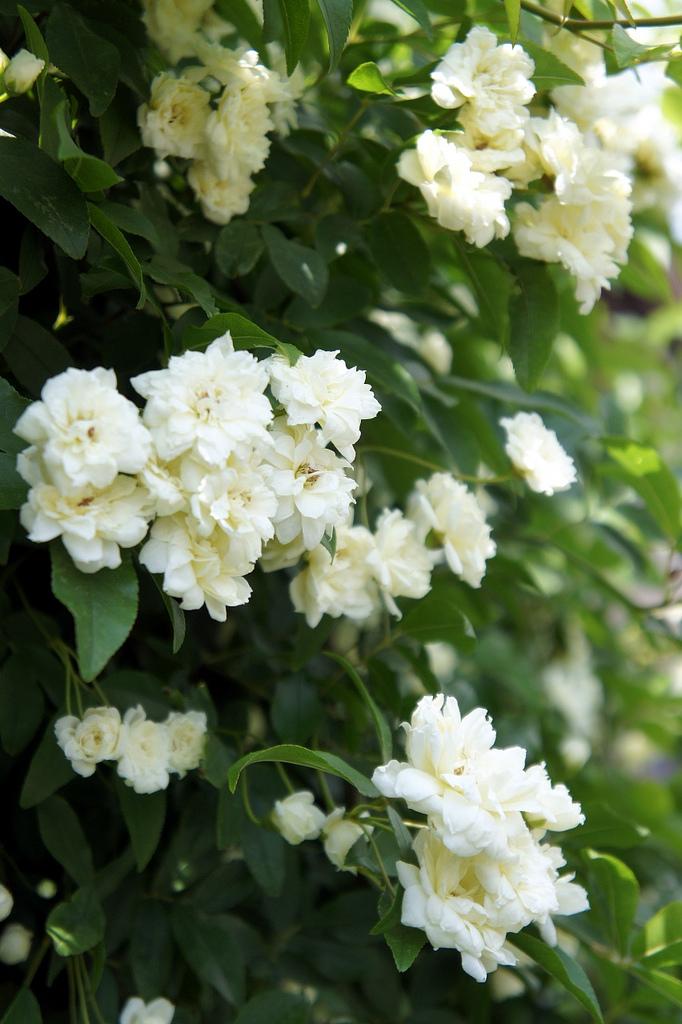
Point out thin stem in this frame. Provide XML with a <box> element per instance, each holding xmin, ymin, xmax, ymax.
<box><xmin>81</xmin><ymin>956</ymin><xmax>108</xmax><ymax>1024</ymax></box>
<box><xmin>74</xmin><ymin>956</ymin><xmax>92</xmax><ymax>1024</ymax></box>
<box><xmin>23</xmin><ymin>935</ymin><xmax>50</xmax><ymax>988</ymax></box>
<box><xmin>364</xmin><ymin>825</ymin><xmax>395</xmax><ymax>895</ymax></box>
<box><xmin>275</xmin><ymin>761</ymin><xmax>295</xmax><ymax>795</ymax></box>
<box><xmin>518</xmin><ymin>0</ymin><xmax>682</xmax><ymax>29</ymax></box>
<box><xmin>317</xmin><ymin>769</ymin><xmax>336</xmax><ymax>812</ymax></box>
<box><xmin>358</xmin><ymin>444</ymin><xmax>514</xmax><ymax>484</ymax></box>
<box><xmin>240</xmin><ymin>774</ymin><xmax>262</xmax><ymax>826</ymax></box>
<box><xmin>302</xmin><ymin>99</ymin><xmax>370</xmax><ymax>198</ymax></box>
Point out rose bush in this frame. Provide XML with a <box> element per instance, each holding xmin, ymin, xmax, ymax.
<box><xmin>2</xmin><ymin>0</ymin><xmax>682</xmax><ymax>1021</ymax></box>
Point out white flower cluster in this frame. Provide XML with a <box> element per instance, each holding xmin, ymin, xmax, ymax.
<box><xmin>120</xmin><ymin>997</ymin><xmax>175</xmax><ymax>1024</ymax></box>
<box><xmin>398</xmin><ymin>25</ymin><xmax>635</xmax><ymax>313</ymax></box>
<box><xmin>290</xmin><ymin>473</ymin><xmax>495</xmax><ymax>629</ymax></box>
<box><xmin>55</xmin><ymin>705</ymin><xmax>207</xmax><ymax>795</ymax></box>
<box><xmin>272</xmin><ymin>790</ymin><xmax>372</xmax><ymax>872</ymax></box>
<box><xmin>399</xmin><ymin>27</ymin><xmax>535</xmax><ymax>247</ymax></box>
<box><xmin>14</xmin><ymin>368</ymin><xmax>153</xmax><ymax>574</ymax></box>
<box><xmin>373</xmin><ymin>695</ymin><xmax>588</xmax><ymax>982</ymax></box>
<box><xmin>138</xmin><ymin>0</ymin><xmax>303</xmax><ymax>224</ymax></box>
<box><xmin>501</xmin><ymin>412</ymin><xmax>576</xmax><ymax>496</ymax></box>
<box><xmin>15</xmin><ymin>341</ymin><xmax>380</xmax><ymax>623</ymax></box>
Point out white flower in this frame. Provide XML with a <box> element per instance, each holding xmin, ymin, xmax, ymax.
<box><xmin>407</xmin><ymin>473</ymin><xmax>495</xmax><ymax>588</ymax></box>
<box><xmin>55</xmin><ymin>707</ymin><xmax>123</xmax><ymax>778</ymax></box>
<box><xmin>418</xmin><ymin>329</ymin><xmax>452</xmax><ymax>375</ymax></box>
<box><xmin>187</xmin><ymin>161</ymin><xmax>255</xmax><ymax>225</ymax></box>
<box><xmin>513</xmin><ymin>196</ymin><xmax>632</xmax><ymax>314</ymax></box>
<box><xmin>0</xmin><ymin>48</ymin><xmax>8</xmax><ymax>74</ymax></box>
<box><xmin>430</xmin><ymin>27</ymin><xmax>535</xmax><ymax>138</ymax></box>
<box><xmin>142</xmin><ymin>0</ymin><xmax>213</xmax><ymax>61</ymax></box>
<box><xmin>138</xmin><ymin>454</ymin><xmax>187</xmax><ymax>517</ymax></box>
<box><xmin>259</xmin><ymin>534</ymin><xmax>306</xmax><ymax>572</ymax></box>
<box><xmin>267</xmin><ymin>45</ymin><xmax>305</xmax><ymax>136</ymax></box>
<box><xmin>268</xmin><ymin>351</ymin><xmax>380</xmax><ymax>460</ymax></box>
<box><xmin>18</xmin><ymin>451</ymin><xmax>150</xmax><ymax>573</ymax></box>
<box><xmin>120</xmin><ymin>997</ymin><xmax>175</xmax><ymax>1024</ymax></box>
<box><xmin>138</xmin><ymin>72</ymin><xmax>211</xmax><ymax>160</ymax></box>
<box><xmin>322</xmin><ymin>808</ymin><xmax>370</xmax><ymax>871</ymax></box>
<box><xmin>117</xmin><ymin>706</ymin><xmax>171</xmax><ymax>795</ymax></box>
<box><xmin>0</xmin><ymin>885</ymin><xmax>13</xmax><ymax>923</ymax></box>
<box><xmin>500</xmin><ymin>412</ymin><xmax>576</xmax><ymax>496</ymax></box>
<box><xmin>0</xmin><ymin>923</ymin><xmax>32</xmax><ymax>965</ymax></box>
<box><xmin>272</xmin><ymin>790</ymin><xmax>326</xmax><ymax>845</ymax></box>
<box><xmin>4</xmin><ymin>49</ymin><xmax>44</xmax><ymax>94</ymax></box>
<box><xmin>36</xmin><ymin>879</ymin><xmax>57</xmax><ymax>900</ymax></box>
<box><xmin>367</xmin><ymin>508</ymin><xmax>432</xmax><ymax>616</ymax></box>
<box><xmin>398</xmin><ymin>131</ymin><xmax>512</xmax><ymax>248</ymax></box>
<box><xmin>15</xmin><ymin>367</ymin><xmax>151</xmax><ymax>493</ymax></box>
<box><xmin>165</xmin><ymin>711</ymin><xmax>207</xmax><ymax>776</ymax></box>
<box><xmin>397</xmin><ymin>830</ymin><xmax>515</xmax><ymax>982</ymax></box>
<box><xmin>183</xmin><ymin>454</ymin><xmax>277</xmax><ymax>562</ymax></box>
<box><xmin>263</xmin><ymin>419</ymin><xmax>356</xmax><ymax>551</ymax></box>
<box><xmin>290</xmin><ymin>524</ymin><xmax>378</xmax><ymax>628</ymax></box>
<box><xmin>372</xmin><ymin>694</ymin><xmax>584</xmax><ymax>859</ymax></box>
<box><xmin>204</xmin><ymin>56</ymin><xmax>275</xmax><ymax>179</ymax></box>
<box><xmin>132</xmin><ymin>334</ymin><xmax>272</xmax><ymax>465</ymax></box>
<box><xmin>140</xmin><ymin>513</ymin><xmax>252</xmax><ymax>621</ymax></box>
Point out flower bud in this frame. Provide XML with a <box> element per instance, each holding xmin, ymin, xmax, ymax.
<box><xmin>5</xmin><ymin>49</ymin><xmax>45</xmax><ymax>94</ymax></box>
<box><xmin>0</xmin><ymin>884</ymin><xmax>13</xmax><ymax>922</ymax></box>
<box><xmin>0</xmin><ymin>923</ymin><xmax>32</xmax><ymax>965</ymax></box>
<box><xmin>272</xmin><ymin>791</ymin><xmax>325</xmax><ymax>845</ymax></box>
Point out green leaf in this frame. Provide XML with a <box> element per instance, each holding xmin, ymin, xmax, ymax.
<box><xmin>585</xmin><ymin>849</ymin><xmax>639</xmax><ymax>956</ymax></box>
<box><xmin>0</xmin><ymin>378</ymin><xmax>33</xmax><ymax>453</ymax></box>
<box><xmin>369</xmin><ymin>212</ymin><xmax>430</xmax><ymax>292</ymax></box>
<box><xmin>51</xmin><ymin>544</ymin><xmax>139</xmax><ymax>682</ymax></box>
<box><xmin>611</xmin><ymin>25</ymin><xmax>672</xmax><ymax>68</ymax></box>
<box><xmin>277</xmin><ymin>0</ymin><xmax>310</xmax><ymax>73</ymax></box>
<box><xmin>0</xmin><ymin>654</ymin><xmax>45</xmax><ymax>755</ymax></box>
<box><xmin>115</xmin><ymin>778</ymin><xmax>166</xmax><ymax>871</ymax></box>
<box><xmin>47</xmin><ymin>885</ymin><xmax>105</xmax><ymax>956</ymax></box>
<box><xmin>184</xmin><ymin>311</ymin><xmax>301</xmax><ymax>363</ymax></box>
<box><xmin>0</xmin><ymin>452</ymin><xmax>28</xmax><ymax>510</ymax></box>
<box><xmin>271</xmin><ymin>677</ymin><xmax>321</xmax><ymax>745</ymax></box>
<box><xmin>241</xmin><ymin>818</ymin><xmax>286</xmax><ymax>896</ymax></box>
<box><xmin>215</xmin><ymin>220</ymin><xmax>264</xmax><ymax>277</ymax></box>
<box><xmin>397</xmin><ymin>582</ymin><xmax>476</xmax><ymax>650</ymax></box>
<box><xmin>634</xmin><ymin>967</ymin><xmax>682</xmax><ymax>1008</ymax></box>
<box><xmin>4</xmin><ymin>316</ymin><xmax>71</xmax><ymax>397</ymax></box>
<box><xmin>227</xmin><ymin>743</ymin><xmax>378</xmax><ymax>797</ymax></box>
<box><xmin>387</xmin><ymin>0</ymin><xmax>431</xmax><ymax>36</ymax></box>
<box><xmin>152</xmin><ymin>575</ymin><xmax>186</xmax><ymax>655</ymax></box>
<box><xmin>146</xmin><ymin>256</ymin><xmax>218</xmax><ymax>317</ymax></box>
<box><xmin>521</xmin><ymin>40</ymin><xmax>586</xmax><ymax>87</ymax></box>
<box><xmin>606</xmin><ymin>440</ymin><xmax>680</xmax><ymax>541</ymax></box>
<box><xmin>314</xmin><ymin>0</ymin><xmax>352</xmax><ymax>69</ymax></box>
<box><xmin>633</xmin><ymin>902</ymin><xmax>682</xmax><ymax>967</ymax></box>
<box><xmin>324</xmin><ymin>651</ymin><xmax>392</xmax><ymax>762</ymax></box>
<box><xmin>38</xmin><ymin>795</ymin><xmax>95</xmax><ymax>886</ymax></box>
<box><xmin>503</xmin><ymin>0</ymin><xmax>520</xmax><ymax>41</ymax></box>
<box><xmin>89</xmin><ymin>203</ymin><xmax>146</xmax><ymax>307</ymax></box>
<box><xmin>384</xmin><ymin>920</ymin><xmax>426</xmax><ymax>972</ymax></box>
<box><xmin>0</xmin><ymin>136</ymin><xmax>89</xmax><ymax>259</ymax></box>
<box><xmin>511</xmin><ymin>932</ymin><xmax>604</xmax><ymax>1023</ymax></box>
<box><xmin>0</xmin><ymin>268</ymin><xmax>20</xmax><ymax>353</ymax></box>
<box><xmin>55</xmin><ymin>109</ymin><xmax>122</xmax><ymax>193</ymax></box>
<box><xmin>131</xmin><ymin>902</ymin><xmax>173</xmax><ymax>1000</ymax></box>
<box><xmin>202</xmin><ymin>733</ymin><xmax>233</xmax><ymax>788</ymax></box>
<box><xmin>20</xmin><ymin>719</ymin><xmax>74</xmax><ymax>808</ymax></box>
<box><xmin>99</xmin><ymin>90</ymin><xmax>143</xmax><ymax>167</ymax></box>
<box><xmin>262</xmin><ymin>224</ymin><xmax>329</xmax><ymax>306</ymax></box>
<box><xmin>17</xmin><ymin>4</ymin><xmax>49</xmax><ymax>63</ymax></box>
<box><xmin>172</xmin><ymin>907</ymin><xmax>245</xmax><ymax>1006</ymax></box>
<box><xmin>215</xmin><ymin>0</ymin><xmax>263</xmax><ymax>47</ymax></box>
<box><xmin>1</xmin><ymin>988</ymin><xmax>42</xmax><ymax>1024</ymax></box>
<box><xmin>508</xmin><ymin>261</ymin><xmax>559</xmax><ymax>392</ymax></box>
<box><xmin>234</xmin><ymin>991</ymin><xmax>311</xmax><ymax>1024</ymax></box>
<box><xmin>454</xmin><ymin>244</ymin><xmax>511</xmax><ymax>344</ymax></box>
<box><xmin>46</xmin><ymin>4</ymin><xmax>120</xmax><ymax>115</ymax></box>
<box><xmin>347</xmin><ymin>61</ymin><xmax>396</xmax><ymax>95</ymax></box>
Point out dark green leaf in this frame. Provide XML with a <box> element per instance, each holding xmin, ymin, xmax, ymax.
<box><xmin>634</xmin><ymin>967</ymin><xmax>682</xmax><ymax>1008</ymax></box>
<box><xmin>0</xmin><ymin>268</ymin><xmax>20</xmax><ymax>353</ymax></box>
<box><xmin>0</xmin><ymin>654</ymin><xmax>45</xmax><ymax>755</ymax></box>
<box><xmin>314</xmin><ymin>0</ymin><xmax>352</xmax><ymax>68</ymax></box>
<box><xmin>1</xmin><ymin>988</ymin><xmax>42</xmax><ymax>1024</ymax></box>
<box><xmin>47</xmin><ymin>885</ymin><xmax>105</xmax><ymax>956</ymax></box>
<box><xmin>585</xmin><ymin>849</ymin><xmax>639</xmax><ymax>956</ymax></box>
<box><xmin>384</xmin><ymin>921</ymin><xmax>426</xmax><ymax>972</ymax></box>
<box><xmin>4</xmin><ymin>316</ymin><xmax>71</xmax><ymax>397</ymax></box>
<box><xmin>38</xmin><ymin>794</ymin><xmax>95</xmax><ymax>886</ymax></box>
<box><xmin>89</xmin><ymin>203</ymin><xmax>146</xmax><ymax>306</ymax></box>
<box><xmin>511</xmin><ymin>932</ymin><xmax>604</xmax><ymax>1023</ymax></box>
<box><xmin>272</xmin><ymin>677</ymin><xmax>321</xmax><ymax>745</ymax></box>
<box><xmin>215</xmin><ymin>220</ymin><xmax>264</xmax><ymax>277</ymax></box>
<box><xmin>116</xmin><ymin>779</ymin><xmax>166</xmax><ymax>871</ymax></box>
<box><xmin>508</xmin><ymin>261</ymin><xmax>559</xmax><ymax>392</ymax></box>
<box><xmin>172</xmin><ymin>907</ymin><xmax>245</xmax><ymax>1006</ymax></box>
<box><xmin>184</xmin><ymin>311</ymin><xmax>301</xmax><ymax>363</ymax></box>
<box><xmin>202</xmin><ymin>733</ymin><xmax>233</xmax><ymax>788</ymax></box>
<box><xmin>324</xmin><ymin>651</ymin><xmax>392</xmax><ymax>762</ymax></box>
<box><xmin>634</xmin><ymin>902</ymin><xmax>682</xmax><ymax>967</ymax></box>
<box><xmin>387</xmin><ymin>0</ymin><xmax>431</xmax><ymax>35</ymax></box>
<box><xmin>241</xmin><ymin>818</ymin><xmax>286</xmax><ymax>896</ymax></box>
<box><xmin>17</xmin><ymin>4</ymin><xmax>49</xmax><ymax>63</ymax></box>
<box><xmin>131</xmin><ymin>902</ymin><xmax>174</xmax><ymax>1000</ymax></box>
<box><xmin>20</xmin><ymin>719</ymin><xmax>74</xmax><ymax>808</ymax></box>
<box><xmin>277</xmin><ymin>0</ymin><xmax>310</xmax><ymax>73</ymax></box>
<box><xmin>262</xmin><ymin>225</ymin><xmax>329</xmax><ymax>306</ymax></box>
<box><xmin>369</xmin><ymin>212</ymin><xmax>429</xmax><ymax>292</ymax></box>
<box><xmin>0</xmin><ymin>136</ymin><xmax>89</xmax><ymax>259</ymax></box>
<box><xmin>228</xmin><ymin>743</ymin><xmax>378</xmax><ymax>797</ymax></box>
<box><xmin>51</xmin><ymin>544</ymin><xmax>139</xmax><ymax>682</ymax></box>
<box><xmin>46</xmin><ymin>4</ymin><xmax>120</xmax><ymax>115</ymax></box>
<box><xmin>398</xmin><ymin>582</ymin><xmax>476</xmax><ymax>650</ymax></box>
<box><xmin>152</xmin><ymin>576</ymin><xmax>186</xmax><ymax>655</ymax></box>
<box><xmin>234</xmin><ymin>991</ymin><xmax>311</xmax><ymax>1024</ymax></box>
<box><xmin>0</xmin><ymin>452</ymin><xmax>27</xmax><ymax>509</ymax></box>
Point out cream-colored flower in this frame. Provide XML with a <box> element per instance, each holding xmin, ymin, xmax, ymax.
<box><xmin>138</xmin><ymin>72</ymin><xmax>211</xmax><ymax>160</ymax></box>
<box><xmin>0</xmin><ymin>885</ymin><xmax>13</xmax><ymax>923</ymax></box>
<box><xmin>398</xmin><ymin>131</ymin><xmax>512</xmax><ymax>248</ymax></box>
<box><xmin>268</xmin><ymin>350</ymin><xmax>380</xmax><ymax>460</ymax></box>
<box><xmin>55</xmin><ymin>707</ymin><xmax>123</xmax><ymax>778</ymax></box>
<box><xmin>18</xmin><ymin>450</ymin><xmax>150</xmax><ymax>574</ymax></box>
<box><xmin>321</xmin><ymin>808</ymin><xmax>370</xmax><ymax>871</ymax></box>
<box><xmin>142</xmin><ymin>0</ymin><xmax>212</xmax><ymax>62</ymax></box>
<box><xmin>120</xmin><ymin>996</ymin><xmax>175</xmax><ymax>1024</ymax></box>
<box><xmin>15</xmin><ymin>367</ymin><xmax>151</xmax><ymax>494</ymax></box>
<box><xmin>117</xmin><ymin>706</ymin><xmax>171</xmax><ymax>795</ymax></box>
<box><xmin>272</xmin><ymin>790</ymin><xmax>326</xmax><ymax>845</ymax></box>
<box><xmin>0</xmin><ymin>923</ymin><xmax>32</xmax><ymax>965</ymax></box>
<box><xmin>289</xmin><ymin>524</ymin><xmax>378</xmax><ymax>628</ymax></box>
<box><xmin>4</xmin><ymin>49</ymin><xmax>44</xmax><ymax>93</ymax></box>
<box><xmin>367</xmin><ymin>508</ymin><xmax>432</xmax><ymax>616</ymax></box>
<box><xmin>187</xmin><ymin>162</ymin><xmax>255</xmax><ymax>225</ymax></box>
<box><xmin>204</xmin><ymin>61</ymin><xmax>274</xmax><ymax>179</ymax></box>
<box><xmin>407</xmin><ymin>473</ymin><xmax>495</xmax><ymax>588</ymax></box>
<box><xmin>165</xmin><ymin>711</ymin><xmax>207</xmax><ymax>776</ymax></box>
<box><xmin>140</xmin><ymin>513</ymin><xmax>252</xmax><ymax>621</ymax></box>
<box><xmin>500</xmin><ymin>412</ymin><xmax>577</xmax><ymax>495</ymax></box>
